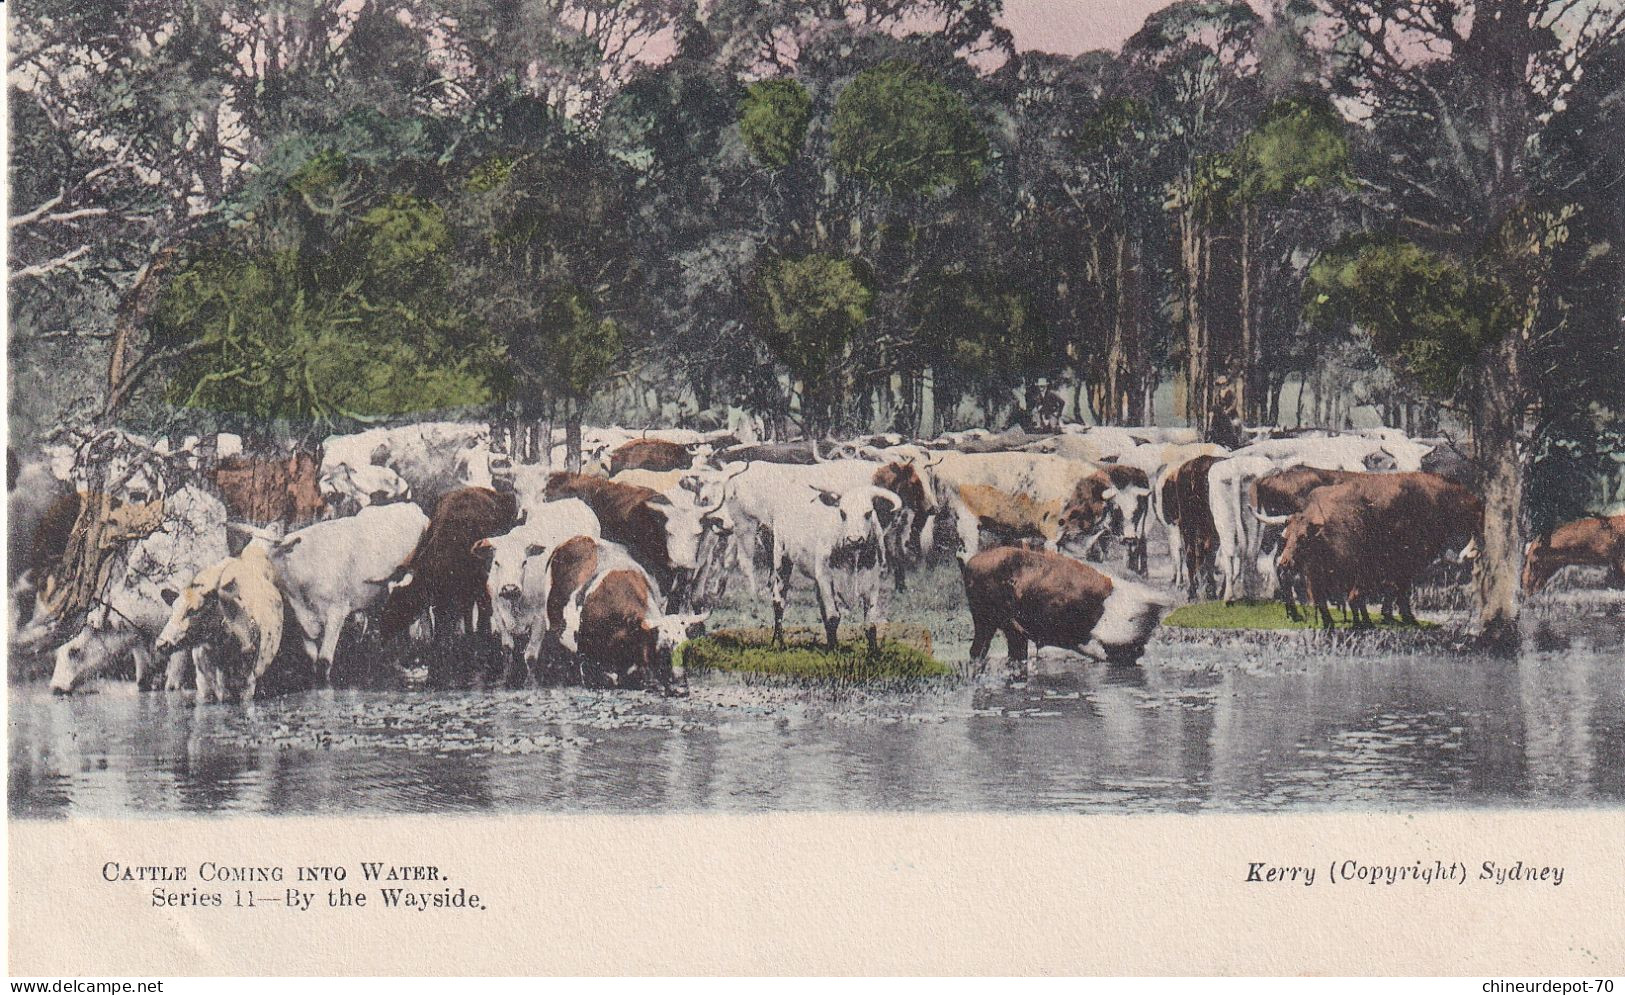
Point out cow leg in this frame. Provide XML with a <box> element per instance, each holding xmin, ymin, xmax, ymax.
<box><xmin>813</xmin><ymin>570</ymin><xmax>839</xmax><ymax>650</ymax></box>
<box><xmin>1396</xmin><ymin>586</ymin><xmax>1417</xmax><ymax>626</ymax></box>
<box><xmin>1183</xmin><ymin>538</ymin><xmax>1204</xmax><ymax>601</ymax></box>
<box><xmin>165</xmin><ymin>649</ymin><xmax>194</xmax><ymax>691</ymax></box>
<box><xmin>770</xmin><ymin>551</ymin><xmax>793</xmax><ymax>649</ymax></box>
<box><xmin>968</xmin><ymin>617</ymin><xmax>995</xmax><ymax>675</ymax></box>
<box><xmin>316</xmin><ymin>607</ymin><xmax>349</xmax><ymax>686</ymax></box>
<box><xmin>1349</xmin><ymin>591</ymin><xmax>1371</xmax><ymax>627</ymax></box>
<box><xmin>1003</xmin><ymin>628</ymin><xmax>1030</xmax><ymax>679</ymax></box>
<box><xmin>131</xmin><ymin>644</ymin><xmax>155</xmax><ymax>690</ymax></box>
<box><xmin>1379</xmin><ymin>592</ymin><xmax>1396</xmax><ymax>625</ymax></box>
<box><xmin>1167</xmin><ymin>525</ymin><xmax>1186</xmax><ymax>590</ymax></box>
<box><xmin>1305</xmin><ymin>575</ymin><xmax>1335</xmax><ymax>631</ymax></box>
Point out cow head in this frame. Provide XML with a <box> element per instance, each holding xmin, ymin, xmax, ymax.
<box><xmin>1362</xmin><ymin>447</ymin><xmax>1400</xmax><ymax>471</ymax></box>
<box><xmin>1058</xmin><ymin>479</ymin><xmax>1114</xmax><ymax>556</ymax></box>
<box><xmin>872</xmin><ymin>462</ymin><xmax>937</xmax><ymax>555</ymax></box>
<box><xmin>646</xmin><ymin>467</ymin><xmax>741</xmax><ymax>570</ymax></box>
<box><xmin>49</xmin><ymin>624</ymin><xmax>139</xmax><ymax>694</ymax></box>
<box><xmin>651</xmin><ymin>610</ymin><xmax>708</xmax><ymax>685</ymax></box>
<box><xmin>810</xmin><ymin>485</ymin><xmax>900</xmax><ymax>552</ymax></box>
<box><xmin>154</xmin><ymin>560</ymin><xmax>231</xmax><ymax>656</ymax></box>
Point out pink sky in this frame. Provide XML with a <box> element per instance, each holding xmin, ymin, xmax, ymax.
<box><xmin>1001</xmin><ymin>0</ymin><xmax>1271</xmax><ymax>54</ymax></box>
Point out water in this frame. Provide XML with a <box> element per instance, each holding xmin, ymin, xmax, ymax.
<box><xmin>12</xmin><ymin>612</ymin><xmax>1624</xmax><ymax>817</ymax></box>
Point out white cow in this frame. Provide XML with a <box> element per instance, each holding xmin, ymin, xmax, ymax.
<box><xmin>1022</xmin><ymin>430</ymin><xmax>1141</xmax><ymax>464</ymax></box>
<box><xmin>1232</xmin><ymin>435</ymin><xmax>1429</xmax><ymax>472</ymax></box>
<box><xmin>724</xmin><ymin>463</ymin><xmax>902</xmax><ymax>650</ymax></box>
<box><xmin>1206</xmin><ymin>454</ymin><xmax>1283</xmax><ymax>603</ymax></box>
<box><xmin>320</xmin><ymin>422</ymin><xmax>489</xmax><ymax>511</ymax></box>
<box><xmin>318</xmin><ymin>462</ymin><xmax>412</xmax><ymax>518</ymax></box>
<box><xmin>474</xmin><ymin>498</ymin><xmax>601</xmax><ymax>657</ymax></box>
<box><xmin>268</xmin><ymin>502</ymin><xmax>430</xmax><ymax>684</ymax></box>
<box><xmin>48</xmin><ymin>484</ymin><xmax>230</xmax><ymax>694</ymax></box>
<box><xmin>153</xmin><ymin>542</ymin><xmax>286</xmax><ymax>704</ymax></box>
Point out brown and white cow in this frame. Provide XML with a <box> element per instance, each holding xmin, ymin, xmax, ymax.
<box><xmin>929</xmin><ymin>451</ymin><xmax>1143</xmax><ymax>560</ymax></box>
<box><xmin>960</xmin><ymin>546</ymin><xmax>1170</xmax><ymax>676</ymax></box>
<box><xmin>1157</xmin><ymin>454</ymin><xmax>1223</xmax><ymax>599</ymax></box>
<box><xmin>1523</xmin><ymin>514</ymin><xmax>1625</xmax><ymax>594</ymax></box>
<box><xmin>537</xmin><ymin>535</ymin><xmax>705</xmax><ymax>692</ymax></box>
<box><xmin>542</xmin><ymin>472</ymin><xmax>727</xmax><ymax>601</ymax></box>
<box><xmin>1268</xmin><ymin>472</ymin><xmax>1482</xmax><ymax>629</ymax></box>
<box><xmin>374</xmin><ymin>486</ymin><xmax>520</xmax><ymax>684</ymax></box>
<box><xmin>1057</xmin><ymin>462</ymin><xmax>1153</xmax><ymax>573</ymax></box>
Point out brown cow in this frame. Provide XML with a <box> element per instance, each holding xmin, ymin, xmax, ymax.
<box><xmin>375</xmin><ymin>486</ymin><xmax>519</xmax><ymax>685</ymax></box>
<box><xmin>1523</xmin><ymin>514</ymin><xmax>1625</xmax><ymax>593</ymax></box>
<box><xmin>1251</xmin><ymin>466</ymin><xmax>1365</xmax><ymax>518</ymax></box>
<box><xmin>542</xmin><ymin>535</ymin><xmax>705</xmax><ymax>691</ymax></box>
<box><xmin>1162</xmin><ymin>454</ymin><xmax>1223</xmax><ymax>599</ymax></box>
<box><xmin>1273</xmin><ymin>472</ymin><xmax>1482</xmax><ymax>629</ymax></box>
<box><xmin>213</xmin><ymin>452</ymin><xmax>325</xmax><ymax>527</ymax></box>
<box><xmin>542</xmin><ymin>472</ymin><xmax>722</xmax><ymax>598</ymax></box>
<box><xmin>960</xmin><ymin>546</ymin><xmax>1170</xmax><ymax>676</ymax></box>
<box><xmin>870</xmin><ymin>460</ymin><xmax>936</xmax><ymax>590</ymax></box>
<box><xmin>1250</xmin><ymin>466</ymin><xmax>1366</xmax><ymax>619</ymax></box>
<box><xmin>609</xmin><ymin>438</ymin><xmax>692</xmax><ymax>476</ymax></box>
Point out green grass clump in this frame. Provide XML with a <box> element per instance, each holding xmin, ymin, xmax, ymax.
<box><xmin>677</xmin><ymin>627</ymin><xmax>952</xmax><ymax>680</ymax></box>
<box><xmin>1164</xmin><ymin>599</ymin><xmax>1439</xmax><ymax>631</ymax></box>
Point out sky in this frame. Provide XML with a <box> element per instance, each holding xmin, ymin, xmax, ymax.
<box><xmin>999</xmin><ymin>0</ymin><xmax>1192</xmax><ymax>55</ymax></box>
<box><xmin>1001</xmin><ymin>0</ymin><xmax>1277</xmax><ymax>55</ymax></box>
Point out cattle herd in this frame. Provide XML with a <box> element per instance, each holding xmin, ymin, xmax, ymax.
<box><xmin>9</xmin><ymin>418</ymin><xmax>1625</xmax><ymax>703</ymax></box>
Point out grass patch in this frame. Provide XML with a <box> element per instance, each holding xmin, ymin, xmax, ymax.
<box><xmin>678</xmin><ymin>626</ymin><xmax>952</xmax><ymax>680</ymax></box>
<box><xmin>1164</xmin><ymin>599</ymin><xmax>1439</xmax><ymax>631</ymax></box>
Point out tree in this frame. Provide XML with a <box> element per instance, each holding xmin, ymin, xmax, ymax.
<box><xmin>740</xmin><ymin>78</ymin><xmax>813</xmax><ymax>168</ymax></box>
<box><xmin>831</xmin><ymin>60</ymin><xmax>989</xmax><ymax>195</ymax></box>
<box><xmin>456</xmin><ymin>139</ymin><xmax>638</xmax><ymax>469</ymax></box>
<box><xmin>153</xmin><ymin>160</ymin><xmax>501</xmax><ymax>444</ymax></box>
<box><xmin>753</xmin><ymin>253</ymin><xmax>873</xmax><ymax>435</ymax></box>
<box><xmin>1124</xmin><ymin>0</ymin><xmax>1265</xmax><ymax>430</ymax></box>
<box><xmin>1311</xmin><ymin>0</ymin><xmax>1625</xmax><ymax>642</ymax></box>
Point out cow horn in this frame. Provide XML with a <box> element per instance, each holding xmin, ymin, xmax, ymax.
<box><xmin>810</xmin><ymin>439</ymin><xmax>829</xmax><ymax>463</ymax></box>
<box><xmin>870</xmin><ymin>487</ymin><xmax>903</xmax><ymax>512</ymax></box>
<box><xmin>1249</xmin><ymin>506</ymin><xmax>1294</xmax><ymax>526</ymax></box>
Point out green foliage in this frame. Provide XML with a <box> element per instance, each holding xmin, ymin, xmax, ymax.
<box><xmin>155</xmin><ymin>238</ymin><xmax>496</xmax><ymax>427</ymax></box>
<box><xmin>1304</xmin><ymin>238</ymin><xmax>1507</xmax><ymax>396</ymax></box>
<box><xmin>754</xmin><ymin>254</ymin><xmax>871</xmax><ymax>379</ymax></box>
<box><xmin>1234</xmin><ymin>96</ymin><xmax>1353</xmax><ymax>203</ymax></box>
<box><xmin>153</xmin><ymin>130</ymin><xmax>504</xmax><ymax>432</ymax></box>
<box><xmin>677</xmin><ymin>630</ymin><xmax>951</xmax><ymax>679</ymax></box>
<box><xmin>534</xmin><ymin>288</ymin><xmax>623</xmax><ymax>400</ymax></box>
<box><xmin>831</xmin><ymin>61</ymin><xmax>988</xmax><ymax>194</ymax></box>
<box><xmin>918</xmin><ymin>271</ymin><xmax>1049</xmax><ymax>382</ymax></box>
<box><xmin>1074</xmin><ymin>96</ymin><xmax>1150</xmax><ymax>156</ymax></box>
<box><xmin>739</xmin><ymin>78</ymin><xmax>811</xmax><ymax>168</ymax></box>
<box><xmin>1164</xmin><ymin>600</ymin><xmax>1438</xmax><ymax>630</ymax></box>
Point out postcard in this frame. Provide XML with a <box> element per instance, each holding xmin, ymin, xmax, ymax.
<box><xmin>8</xmin><ymin>0</ymin><xmax>1622</xmax><ymax>976</ymax></box>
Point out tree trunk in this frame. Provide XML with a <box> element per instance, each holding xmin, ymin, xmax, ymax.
<box><xmin>565</xmin><ymin>404</ymin><xmax>583</xmax><ymax>474</ymax></box>
<box><xmin>1470</xmin><ymin>330</ymin><xmax>1529</xmax><ymax>647</ymax></box>
<box><xmin>1179</xmin><ymin>194</ymin><xmax>1204</xmax><ymax>428</ymax></box>
<box><xmin>1237</xmin><ymin>204</ymin><xmax>1253</xmax><ymax>422</ymax></box>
